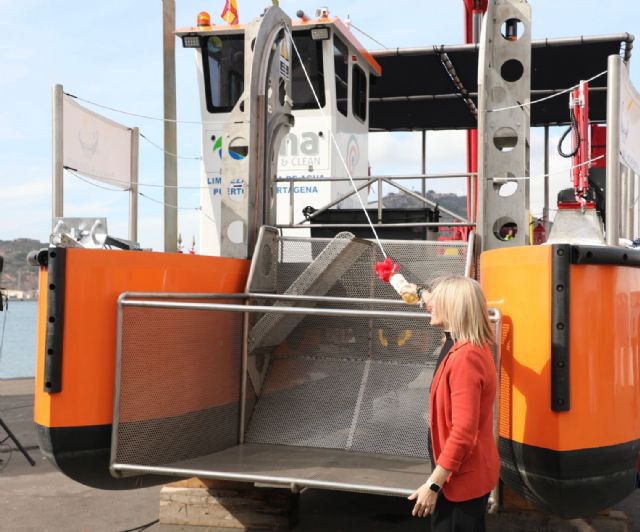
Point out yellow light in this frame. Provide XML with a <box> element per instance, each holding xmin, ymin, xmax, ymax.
<box><xmin>197</xmin><ymin>11</ymin><xmax>211</xmax><ymax>27</ymax></box>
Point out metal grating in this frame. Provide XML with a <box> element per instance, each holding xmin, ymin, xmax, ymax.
<box><xmin>248</xmin><ymin>232</ymin><xmax>374</xmax><ymax>353</ymax></box>
<box><xmin>348</xmin><ymin>362</ymin><xmax>434</xmax><ymax>457</ymax></box>
<box><xmin>244</xmin><ymin>231</ymin><xmax>473</xmax><ymax>461</ymax></box>
<box><xmin>245</xmin><ymin>313</ymin><xmax>442</xmax><ymax>460</ymax></box>
<box><xmin>112</xmin><ymin>232</ymin><xmax>477</xmax><ymax>481</ymax></box>
<box><xmin>248</xmin><ymin>231</ymin><xmax>470</xmax><ymax>298</ymax></box>
<box><xmin>114</xmin><ymin>303</ymin><xmax>242</xmax><ymax>470</ymax></box>
<box><xmin>245</xmin><ymin>357</ymin><xmax>365</xmax><ymax>449</ymax></box>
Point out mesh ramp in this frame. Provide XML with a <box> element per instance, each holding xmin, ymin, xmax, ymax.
<box><xmin>247</xmin><ymin>231</ymin><xmax>375</xmax><ymax>393</ymax></box>
<box><xmin>111</xmin><ymin>229</ymin><xmax>479</xmax><ymax>494</ymax></box>
<box><xmin>244</xmin><ymin>229</ymin><xmax>472</xmax><ymax>459</ymax></box>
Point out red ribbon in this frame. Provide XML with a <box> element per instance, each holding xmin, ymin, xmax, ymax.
<box><xmin>374</xmin><ymin>257</ymin><xmax>400</xmax><ymax>283</ymax></box>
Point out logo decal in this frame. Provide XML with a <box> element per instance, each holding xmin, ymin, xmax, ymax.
<box><xmin>229</xmin><ymin>148</ymin><xmax>245</xmax><ymax>161</ymax></box>
<box><xmin>213</xmin><ymin>137</ymin><xmax>223</xmax><ymax>158</ymax></box>
<box><xmin>346</xmin><ymin>135</ymin><xmax>360</xmax><ymax>175</ymax></box>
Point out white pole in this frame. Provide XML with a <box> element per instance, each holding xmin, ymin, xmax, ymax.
<box><xmin>605</xmin><ymin>54</ymin><xmax>621</xmax><ymax>246</ymax></box>
<box><xmin>129</xmin><ymin>127</ymin><xmax>139</xmax><ymax>243</ymax></box>
<box><xmin>52</xmin><ymin>84</ymin><xmax>64</xmax><ymax>227</ymax></box>
<box><xmin>163</xmin><ymin>0</ymin><xmax>177</xmax><ymax>252</ymax></box>
<box><xmin>543</xmin><ymin>125</ymin><xmax>549</xmax><ymax>227</ymax></box>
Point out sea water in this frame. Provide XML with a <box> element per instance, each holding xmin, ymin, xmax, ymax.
<box><xmin>0</xmin><ymin>300</ymin><xmax>37</xmax><ymax>379</ymax></box>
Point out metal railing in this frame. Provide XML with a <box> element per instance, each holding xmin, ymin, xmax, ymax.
<box><xmin>274</xmin><ymin>172</ymin><xmax>476</xmax><ymax>229</ymax></box>
<box><xmin>111</xmin><ymin>290</ymin><xmax>501</xmax><ymax>503</ymax></box>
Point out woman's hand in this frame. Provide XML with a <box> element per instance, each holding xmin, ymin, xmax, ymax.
<box><xmin>407</xmin><ymin>482</ymin><xmax>438</xmax><ymax>517</ymax></box>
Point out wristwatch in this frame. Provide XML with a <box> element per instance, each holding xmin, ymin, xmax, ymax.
<box><xmin>417</xmin><ymin>287</ymin><xmax>426</xmax><ymax>308</ymax></box>
<box><xmin>427</xmin><ymin>479</ymin><xmax>441</xmax><ymax>493</ymax></box>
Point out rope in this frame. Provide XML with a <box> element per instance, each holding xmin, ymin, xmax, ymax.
<box><xmin>489</xmin><ymin>155</ymin><xmax>604</xmax><ymax>181</ymax></box>
<box><xmin>64</xmin><ymin>92</ymin><xmax>207</xmax><ymax>125</ymax></box>
<box><xmin>65</xmin><ymin>168</ymin><xmax>217</xmax><ymax>224</ymax></box>
<box><xmin>286</xmin><ymin>27</ymin><xmax>387</xmax><ymax>258</ymax></box>
<box><xmin>64</xmin><ymin>166</ymin><xmax>209</xmax><ymax>190</ymax></box>
<box><xmin>488</xmin><ymin>70</ymin><xmax>607</xmax><ymax>113</ymax></box>
<box><xmin>140</xmin><ymin>133</ymin><xmax>202</xmax><ymax>160</ymax></box>
<box><xmin>347</xmin><ymin>21</ymin><xmax>389</xmax><ymax>50</ymax></box>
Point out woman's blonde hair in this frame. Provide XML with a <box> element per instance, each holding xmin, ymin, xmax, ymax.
<box><xmin>430</xmin><ymin>276</ymin><xmax>494</xmax><ymax>347</ymax></box>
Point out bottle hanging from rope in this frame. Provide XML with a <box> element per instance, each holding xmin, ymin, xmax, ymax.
<box><xmin>374</xmin><ymin>257</ymin><xmax>420</xmax><ymax>305</ymax></box>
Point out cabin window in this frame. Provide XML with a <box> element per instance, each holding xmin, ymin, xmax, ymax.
<box><xmin>291</xmin><ymin>30</ymin><xmax>326</xmax><ymax>109</ymax></box>
<box><xmin>203</xmin><ymin>34</ymin><xmax>244</xmax><ymax>113</ymax></box>
<box><xmin>352</xmin><ymin>64</ymin><xmax>367</xmax><ymax>122</ymax></box>
<box><xmin>333</xmin><ymin>36</ymin><xmax>349</xmax><ymax>116</ymax></box>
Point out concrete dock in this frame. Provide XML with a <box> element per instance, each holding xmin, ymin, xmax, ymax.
<box><xmin>2</xmin><ymin>378</ymin><xmax>639</xmax><ymax>531</ymax></box>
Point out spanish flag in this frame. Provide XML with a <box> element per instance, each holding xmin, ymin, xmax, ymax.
<box><xmin>221</xmin><ymin>0</ymin><xmax>239</xmax><ymax>25</ymax></box>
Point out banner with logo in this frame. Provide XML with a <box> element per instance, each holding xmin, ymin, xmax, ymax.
<box><xmin>63</xmin><ymin>95</ymin><xmax>133</xmax><ymax>189</ymax></box>
<box><xmin>620</xmin><ymin>62</ymin><xmax>640</xmax><ymax>176</ymax></box>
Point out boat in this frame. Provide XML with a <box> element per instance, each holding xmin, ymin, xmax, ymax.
<box><xmin>32</xmin><ymin>0</ymin><xmax>640</xmax><ymax>518</ymax></box>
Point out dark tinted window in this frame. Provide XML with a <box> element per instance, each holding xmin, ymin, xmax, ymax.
<box><xmin>333</xmin><ymin>36</ymin><xmax>348</xmax><ymax>116</ymax></box>
<box><xmin>203</xmin><ymin>35</ymin><xmax>244</xmax><ymax>113</ymax></box>
<box><xmin>291</xmin><ymin>31</ymin><xmax>325</xmax><ymax>109</ymax></box>
<box><xmin>352</xmin><ymin>64</ymin><xmax>367</xmax><ymax>121</ymax></box>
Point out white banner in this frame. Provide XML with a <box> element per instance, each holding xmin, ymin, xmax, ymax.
<box><xmin>620</xmin><ymin>62</ymin><xmax>640</xmax><ymax>176</ymax></box>
<box><xmin>63</xmin><ymin>95</ymin><xmax>133</xmax><ymax>189</ymax></box>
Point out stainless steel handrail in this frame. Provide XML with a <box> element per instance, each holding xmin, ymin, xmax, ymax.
<box><xmin>275</xmin><ymin>172</ymin><xmax>471</xmax><ymax>229</ymax></box>
<box><xmin>112</xmin><ymin>292</ymin><xmax>502</xmax><ymax>502</ymax></box>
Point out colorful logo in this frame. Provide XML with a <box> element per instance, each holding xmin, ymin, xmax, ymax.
<box><xmin>213</xmin><ymin>137</ymin><xmax>223</xmax><ymax>158</ymax></box>
<box><xmin>229</xmin><ymin>147</ymin><xmax>246</xmax><ymax>161</ymax></box>
<box><xmin>213</xmin><ymin>136</ymin><xmax>247</xmax><ymax>161</ymax></box>
<box><xmin>346</xmin><ymin>135</ymin><xmax>360</xmax><ymax>175</ymax></box>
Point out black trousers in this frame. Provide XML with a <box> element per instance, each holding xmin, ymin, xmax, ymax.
<box><xmin>431</xmin><ymin>492</ymin><xmax>489</xmax><ymax>532</ymax></box>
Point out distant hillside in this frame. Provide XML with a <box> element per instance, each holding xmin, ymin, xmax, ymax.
<box><xmin>382</xmin><ymin>191</ymin><xmax>467</xmax><ymax>219</ymax></box>
<box><xmin>0</xmin><ymin>239</ymin><xmax>48</xmax><ymax>292</ymax></box>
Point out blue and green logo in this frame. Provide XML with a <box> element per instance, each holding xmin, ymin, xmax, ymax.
<box><xmin>212</xmin><ymin>137</ymin><xmax>247</xmax><ymax>161</ymax></box>
<box><xmin>213</xmin><ymin>137</ymin><xmax>223</xmax><ymax>158</ymax></box>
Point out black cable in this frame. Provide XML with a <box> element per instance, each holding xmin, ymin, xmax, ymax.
<box><xmin>558</xmin><ymin>107</ymin><xmax>581</xmax><ymax>158</ymax></box>
<box><xmin>117</xmin><ymin>518</ymin><xmax>159</xmax><ymax>532</ymax></box>
<box><xmin>433</xmin><ymin>45</ymin><xmax>478</xmax><ymax>119</ymax></box>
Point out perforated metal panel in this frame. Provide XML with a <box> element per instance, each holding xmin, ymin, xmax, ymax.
<box><xmin>112</xmin><ymin>232</ymin><xmax>477</xmax><ymax>481</ymax></box>
<box><xmin>248</xmin><ymin>230</ymin><xmax>470</xmax><ymax>297</ymax></box>
<box><xmin>113</xmin><ymin>303</ymin><xmax>242</xmax><ymax>471</ymax></box>
<box><xmin>244</xmin><ymin>230</ymin><xmax>473</xmax><ymax>461</ymax></box>
<box><xmin>248</xmin><ymin>232</ymin><xmax>374</xmax><ymax>353</ymax></box>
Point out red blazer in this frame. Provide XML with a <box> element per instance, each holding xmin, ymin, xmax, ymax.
<box><xmin>429</xmin><ymin>340</ymin><xmax>500</xmax><ymax>502</ymax></box>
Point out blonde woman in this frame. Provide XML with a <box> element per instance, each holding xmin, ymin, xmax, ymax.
<box><xmin>406</xmin><ymin>276</ymin><xmax>499</xmax><ymax>531</ymax></box>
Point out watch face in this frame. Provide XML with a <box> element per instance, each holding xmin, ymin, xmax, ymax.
<box><xmin>429</xmin><ymin>482</ymin><xmax>441</xmax><ymax>493</ymax></box>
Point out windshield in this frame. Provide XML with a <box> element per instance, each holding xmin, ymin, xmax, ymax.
<box><xmin>203</xmin><ymin>34</ymin><xmax>244</xmax><ymax>113</ymax></box>
<box><xmin>291</xmin><ymin>30</ymin><xmax>326</xmax><ymax>110</ymax></box>
<box><xmin>202</xmin><ymin>31</ymin><xmax>325</xmax><ymax>113</ymax></box>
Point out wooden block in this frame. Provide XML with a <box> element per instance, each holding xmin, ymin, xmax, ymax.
<box><xmin>501</xmin><ymin>486</ymin><xmax>538</xmax><ymax>511</ymax></box>
<box><xmin>166</xmin><ymin>477</ymin><xmax>249</xmax><ymax>490</ymax></box>
<box><xmin>159</xmin><ymin>484</ymin><xmax>299</xmax><ymax>530</ymax></box>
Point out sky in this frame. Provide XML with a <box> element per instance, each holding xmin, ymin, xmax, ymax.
<box><xmin>1</xmin><ymin>0</ymin><xmax>639</xmax><ymax>251</ymax></box>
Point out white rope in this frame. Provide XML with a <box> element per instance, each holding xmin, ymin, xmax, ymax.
<box><xmin>488</xmin><ymin>70</ymin><xmax>607</xmax><ymax>113</ymax></box>
<box><xmin>65</xmin><ymin>168</ymin><xmax>216</xmax><ymax>223</ymax></box>
<box><xmin>64</xmin><ymin>92</ymin><xmax>209</xmax><ymax>125</ymax></box>
<box><xmin>65</xmin><ymin>166</ymin><xmax>210</xmax><ymax>190</ymax></box>
<box><xmin>140</xmin><ymin>133</ymin><xmax>202</xmax><ymax>160</ymax></box>
<box><xmin>488</xmin><ymin>155</ymin><xmax>604</xmax><ymax>181</ymax></box>
<box><xmin>286</xmin><ymin>27</ymin><xmax>387</xmax><ymax>258</ymax></box>
<box><xmin>347</xmin><ymin>21</ymin><xmax>389</xmax><ymax>50</ymax></box>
